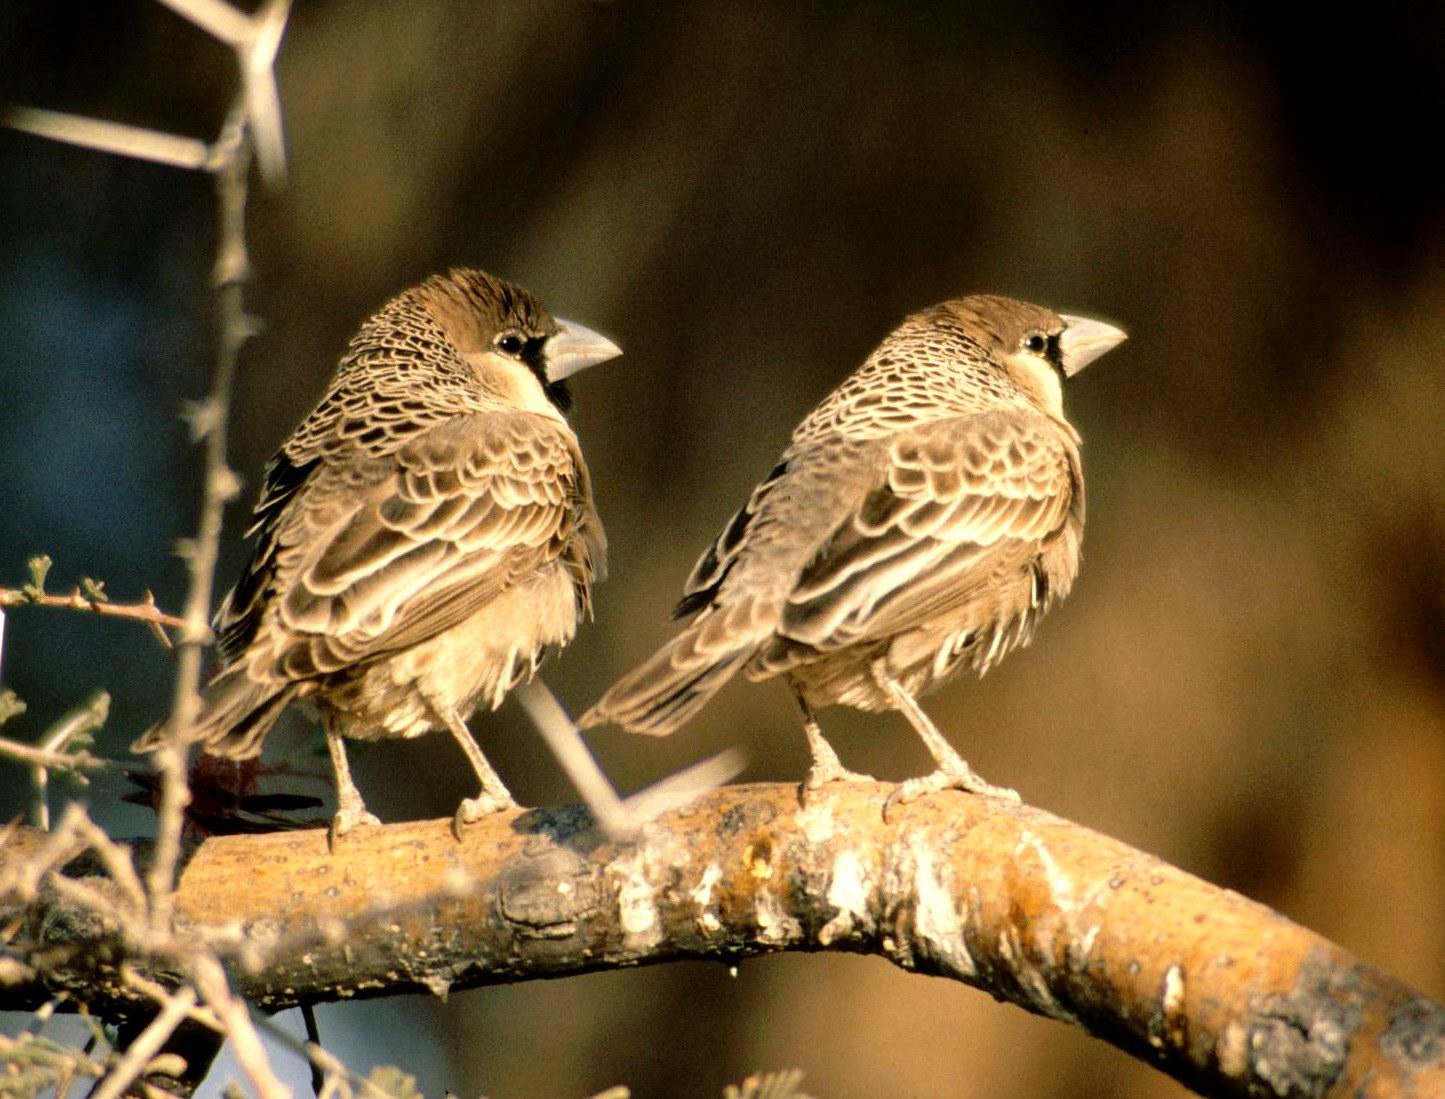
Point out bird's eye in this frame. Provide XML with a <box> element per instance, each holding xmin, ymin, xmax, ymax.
<box><xmin>496</xmin><ymin>333</ymin><xmax>525</xmax><ymax>355</ymax></box>
<box><xmin>1024</xmin><ymin>332</ymin><xmax>1048</xmax><ymax>354</ymax></box>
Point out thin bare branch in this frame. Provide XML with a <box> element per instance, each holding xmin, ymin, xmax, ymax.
<box><xmin>618</xmin><ymin>747</ymin><xmax>746</xmax><ymax>824</ymax></box>
<box><xmin>88</xmin><ymin>984</ymin><xmax>195</xmax><ymax>1099</ymax></box>
<box><xmin>68</xmin><ymin>813</ymin><xmax>148</xmax><ymax>919</ymax></box>
<box><xmin>28</xmin><ymin>693</ymin><xmax>112</xmax><ymax>830</ymax></box>
<box><xmin>0</xmin><ymin>738</ymin><xmax>107</xmax><ymax>774</ymax></box>
<box><xmin>0</xmin><ymin>802</ymin><xmax>87</xmax><ymax>903</ymax></box>
<box><xmin>190</xmin><ymin>955</ymin><xmax>289</xmax><ymax>1099</ymax></box>
<box><xmin>123</xmin><ymin>967</ymin><xmax>225</xmax><ymax>1034</ymax></box>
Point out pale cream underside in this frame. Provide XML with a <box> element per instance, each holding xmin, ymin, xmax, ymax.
<box><xmin>317</xmin><ymin>561</ymin><xmax>579</xmax><ymax>739</ymax></box>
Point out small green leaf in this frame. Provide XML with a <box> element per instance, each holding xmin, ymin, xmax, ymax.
<box><xmin>79</xmin><ymin>577</ymin><xmax>109</xmax><ymax>603</ymax></box>
<box><xmin>0</xmin><ymin>689</ymin><xmax>25</xmax><ymax>727</ymax></box>
<box><xmin>23</xmin><ymin>555</ymin><xmax>53</xmax><ymax>599</ymax></box>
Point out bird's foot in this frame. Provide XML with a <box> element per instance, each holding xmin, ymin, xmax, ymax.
<box><xmin>883</xmin><ymin>763</ymin><xmax>1019</xmax><ymax>821</ymax></box>
<box><xmin>799</xmin><ymin>759</ymin><xmax>878</xmax><ymax>807</ymax></box>
<box><xmin>327</xmin><ymin>806</ymin><xmax>382</xmax><ymax>852</ymax></box>
<box><xmin>451</xmin><ymin>793</ymin><xmax>516</xmax><ymax>840</ymax></box>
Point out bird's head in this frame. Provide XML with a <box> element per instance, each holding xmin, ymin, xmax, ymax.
<box><xmin>420</xmin><ymin>268</ymin><xmax>621</xmax><ymax>417</ymax></box>
<box><xmin>936</xmin><ymin>294</ymin><xmax>1127</xmax><ymax>420</ymax></box>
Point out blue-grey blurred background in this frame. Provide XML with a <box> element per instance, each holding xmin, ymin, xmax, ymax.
<box><xmin>2</xmin><ymin>2</ymin><xmax>1443</xmax><ymax>1096</ymax></box>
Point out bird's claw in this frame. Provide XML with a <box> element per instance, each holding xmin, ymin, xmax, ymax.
<box><xmin>450</xmin><ymin>793</ymin><xmax>516</xmax><ymax>840</ymax></box>
<box><xmin>799</xmin><ymin>761</ymin><xmax>878</xmax><ymax>807</ymax></box>
<box><xmin>327</xmin><ymin>807</ymin><xmax>382</xmax><ymax>852</ymax></box>
<box><xmin>882</xmin><ymin>767</ymin><xmax>1020</xmax><ymax>821</ymax></box>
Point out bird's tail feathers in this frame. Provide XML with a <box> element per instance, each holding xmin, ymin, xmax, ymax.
<box><xmin>132</xmin><ymin>662</ymin><xmax>297</xmax><ymax>760</ymax></box>
<box><xmin>580</xmin><ymin>604</ymin><xmax>770</xmax><ymax>736</ymax></box>
<box><xmin>580</xmin><ymin>640</ymin><xmax>750</xmax><ymax>736</ymax></box>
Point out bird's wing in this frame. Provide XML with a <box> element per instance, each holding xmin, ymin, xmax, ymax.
<box><xmin>220</xmin><ymin>412</ymin><xmax>597</xmax><ymax>680</ymax></box>
<box><xmin>215</xmin><ymin>447</ymin><xmax>319</xmax><ymax>663</ymax></box>
<box><xmin>673</xmin><ymin>459</ymin><xmax>793</xmax><ymax>620</ymax></box>
<box><xmin>776</xmin><ymin>410</ymin><xmax>1079</xmax><ymax>650</ymax></box>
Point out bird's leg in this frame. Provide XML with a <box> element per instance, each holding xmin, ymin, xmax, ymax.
<box><xmin>444</xmin><ymin>708</ymin><xmax>516</xmax><ymax>838</ymax></box>
<box><xmin>794</xmin><ymin>690</ymin><xmax>874</xmax><ymax>803</ymax></box>
<box><xmin>871</xmin><ymin>659</ymin><xmax>1020</xmax><ymax>816</ymax></box>
<box><xmin>326</xmin><ymin>726</ymin><xmax>381</xmax><ymax>848</ymax></box>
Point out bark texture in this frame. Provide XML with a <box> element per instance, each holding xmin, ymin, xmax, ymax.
<box><xmin>3</xmin><ymin>781</ymin><xmax>1442</xmax><ymax>1098</ymax></box>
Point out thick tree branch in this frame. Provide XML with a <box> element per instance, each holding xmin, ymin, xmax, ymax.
<box><xmin>2</xmin><ymin>782</ymin><xmax>1441</xmax><ymax>1098</ymax></box>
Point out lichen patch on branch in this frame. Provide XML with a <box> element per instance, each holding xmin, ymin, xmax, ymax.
<box><xmin>817</xmin><ymin>848</ymin><xmax>869</xmax><ymax>946</ymax></box>
<box><xmin>691</xmin><ymin>862</ymin><xmax>723</xmax><ymax>934</ymax></box>
<box><xmin>615</xmin><ymin>849</ymin><xmax>661</xmax><ymax>944</ymax></box>
<box><xmin>905</xmin><ymin>833</ymin><xmax>976</xmax><ymax>978</ymax></box>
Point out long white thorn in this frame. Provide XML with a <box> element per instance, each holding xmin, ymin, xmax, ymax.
<box><xmin>2</xmin><ymin>107</ymin><xmax>210</xmax><ymax>171</ymax></box>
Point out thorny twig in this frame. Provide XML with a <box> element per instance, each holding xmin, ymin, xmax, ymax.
<box><xmin>19</xmin><ymin>692</ymin><xmax>111</xmax><ymax>831</ymax></box>
<box><xmin>0</xmin><ymin>557</ymin><xmax>187</xmax><ymax>650</ymax></box>
<box><xmin>2</xmin><ymin>0</ymin><xmax>289</xmax><ymax>183</ymax></box>
<box><xmin>148</xmin><ymin>97</ymin><xmax>254</xmax><ymax>939</ymax></box>
<box><xmin>0</xmin><ymin>589</ymin><xmax>185</xmax><ymax>648</ymax></box>
<box><xmin>2</xmin><ymin>4</ymin><xmax>294</xmax><ymax>1096</ymax></box>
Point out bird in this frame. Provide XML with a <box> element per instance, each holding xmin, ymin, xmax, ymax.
<box><xmin>135</xmin><ymin>268</ymin><xmax>620</xmax><ymax>840</ymax></box>
<box><xmin>580</xmin><ymin>293</ymin><xmax>1124</xmax><ymax>810</ymax></box>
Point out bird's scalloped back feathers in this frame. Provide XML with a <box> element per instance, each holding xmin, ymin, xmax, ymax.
<box><xmin>282</xmin><ymin>268</ymin><xmax>557</xmax><ymax>469</ymax></box>
<box><xmin>235</xmin><ymin>413</ymin><xmax>592</xmax><ymax>681</ymax></box>
<box><xmin>773</xmin><ymin>412</ymin><xmax>1077</xmax><ymax>654</ymax></box>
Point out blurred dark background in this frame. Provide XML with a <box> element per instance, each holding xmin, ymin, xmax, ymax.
<box><xmin>2</xmin><ymin>1</ymin><xmax>1443</xmax><ymax>1096</ymax></box>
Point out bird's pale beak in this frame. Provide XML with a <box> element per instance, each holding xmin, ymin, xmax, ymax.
<box><xmin>1057</xmin><ymin>315</ymin><xmax>1127</xmax><ymax>377</ymax></box>
<box><xmin>545</xmin><ymin>319</ymin><xmax>622</xmax><ymax>381</ymax></box>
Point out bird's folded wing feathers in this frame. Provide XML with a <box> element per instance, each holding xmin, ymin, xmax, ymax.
<box><xmin>673</xmin><ymin>459</ymin><xmax>791</xmax><ymax>620</ymax></box>
<box><xmin>778</xmin><ymin>411</ymin><xmax>1077</xmax><ymax>649</ymax></box>
<box><xmin>221</xmin><ymin>413</ymin><xmax>594</xmax><ymax>680</ymax></box>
